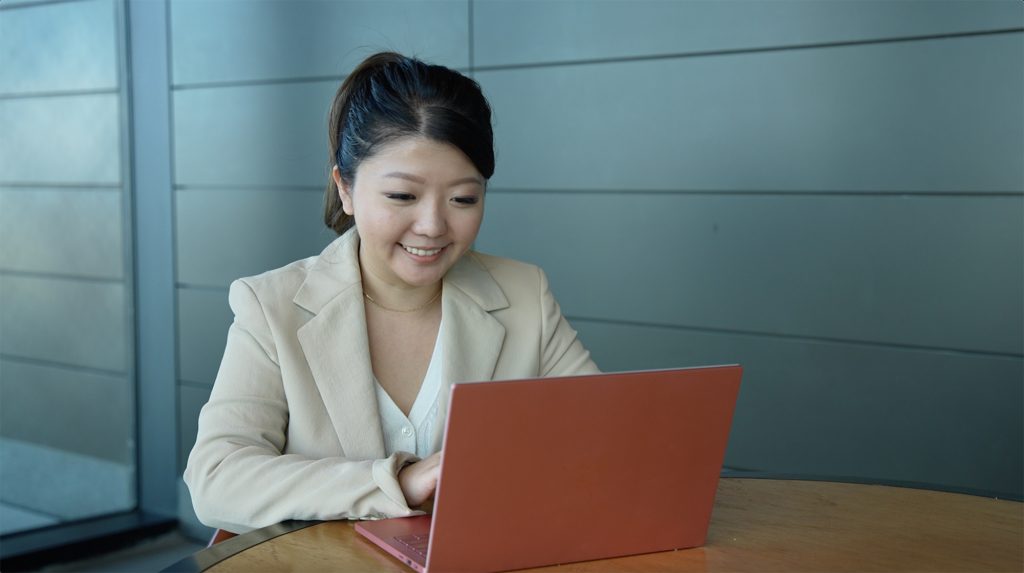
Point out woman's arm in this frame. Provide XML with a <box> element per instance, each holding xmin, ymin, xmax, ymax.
<box><xmin>183</xmin><ymin>280</ymin><xmax>419</xmax><ymax>533</ymax></box>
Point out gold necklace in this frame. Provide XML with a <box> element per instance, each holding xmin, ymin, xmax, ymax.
<box><xmin>363</xmin><ymin>287</ymin><xmax>441</xmax><ymax>313</ymax></box>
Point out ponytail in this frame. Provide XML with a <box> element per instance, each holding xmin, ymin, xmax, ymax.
<box><xmin>323</xmin><ymin>53</ymin><xmax>406</xmax><ymax>235</ymax></box>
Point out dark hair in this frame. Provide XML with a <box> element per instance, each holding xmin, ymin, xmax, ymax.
<box><xmin>324</xmin><ymin>52</ymin><xmax>495</xmax><ymax>235</ymax></box>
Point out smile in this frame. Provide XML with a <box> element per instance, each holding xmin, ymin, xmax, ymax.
<box><xmin>402</xmin><ymin>244</ymin><xmax>444</xmax><ymax>257</ymax></box>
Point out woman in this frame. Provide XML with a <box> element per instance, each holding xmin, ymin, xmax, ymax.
<box><xmin>184</xmin><ymin>52</ymin><xmax>599</xmax><ymax>533</ymax></box>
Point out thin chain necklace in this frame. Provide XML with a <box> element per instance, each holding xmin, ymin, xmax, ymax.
<box><xmin>363</xmin><ymin>287</ymin><xmax>441</xmax><ymax>313</ymax></box>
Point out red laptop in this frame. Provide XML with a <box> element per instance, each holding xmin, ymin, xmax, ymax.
<box><xmin>356</xmin><ymin>365</ymin><xmax>742</xmax><ymax>572</ymax></box>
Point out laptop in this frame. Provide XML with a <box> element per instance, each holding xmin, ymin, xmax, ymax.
<box><xmin>356</xmin><ymin>365</ymin><xmax>742</xmax><ymax>572</ymax></box>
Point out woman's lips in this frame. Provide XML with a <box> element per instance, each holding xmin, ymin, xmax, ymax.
<box><xmin>402</xmin><ymin>244</ymin><xmax>444</xmax><ymax>257</ymax></box>
<box><xmin>399</xmin><ymin>243</ymin><xmax>447</xmax><ymax>262</ymax></box>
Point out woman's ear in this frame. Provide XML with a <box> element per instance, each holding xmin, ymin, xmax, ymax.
<box><xmin>333</xmin><ymin>166</ymin><xmax>355</xmax><ymax>216</ymax></box>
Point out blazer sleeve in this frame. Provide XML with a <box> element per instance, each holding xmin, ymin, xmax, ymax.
<box><xmin>537</xmin><ymin>267</ymin><xmax>602</xmax><ymax>377</ymax></box>
<box><xmin>183</xmin><ymin>280</ymin><xmax>419</xmax><ymax>533</ymax></box>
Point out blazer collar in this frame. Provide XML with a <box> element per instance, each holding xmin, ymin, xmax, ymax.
<box><xmin>294</xmin><ymin>230</ymin><xmax>508</xmax><ymax>459</ymax></box>
<box><xmin>292</xmin><ymin>230</ymin><xmax>363</xmax><ymax>315</ymax></box>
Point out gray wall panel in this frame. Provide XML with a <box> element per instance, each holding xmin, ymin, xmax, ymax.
<box><xmin>0</xmin><ymin>94</ymin><xmax>121</xmax><ymax>185</ymax></box>
<box><xmin>573</xmin><ymin>319</ymin><xmax>1023</xmax><ymax>497</ymax></box>
<box><xmin>170</xmin><ymin>0</ymin><xmax>469</xmax><ymax>85</ymax></box>
<box><xmin>474</xmin><ymin>0</ymin><xmax>1022</xmax><ymax>67</ymax></box>
<box><xmin>177</xmin><ymin>287</ymin><xmax>232</xmax><ymax>386</ymax></box>
<box><xmin>0</xmin><ymin>275</ymin><xmax>127</xmax><ymax>372</ymax></box>
<box><xmin>161</xmin><ymin>0</ymin><xmax>1024</xmax><ymax>512</ymax></box>
<box><xmin>175</xmin><ymin>189</ymin><xmax>332</xmax><ymax>287</ymax></box>
<box><xmin>173</xmin><ymin>82</ymin><xmax>335</xmax><ymax>187</ymax></box>
<box><xmin>178</xmin><ymin>384</ymin><xmax>211</xmax><ymax>474</ymax></box>
<box><xmin>0</xmin><ymin>0</ymin><xmax>118</xmax><ymax>95</ymax></box>
<box><xmin>476</xmin><ymin>193</ymin><xmax>1024</xmax><ymax>355</ymax></box>
<box><xmin>0</xmin><ymin>359</ymin><xmax>131</xmax><ymax>463</ymax></box>
<box><xmin>0</xmin><ymin>189</ymin><xmax>123</xmax><ymax>279</ymax></box>
<box><xmin>478</xmin><ymin>33</ymin><xmax>1024</xmax><ymax>193</ymax></box>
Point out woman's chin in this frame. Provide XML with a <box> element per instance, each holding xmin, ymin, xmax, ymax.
<box><xmin>391</xmin><ymin>266</ymin><xmax>447</xmax><ymax>289</ymax></box>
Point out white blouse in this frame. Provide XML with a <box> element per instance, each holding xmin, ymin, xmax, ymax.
<box><xmin>374</xmin><ymin>317</ymin><xmax>445</xmax><ymax>459</ymax></box>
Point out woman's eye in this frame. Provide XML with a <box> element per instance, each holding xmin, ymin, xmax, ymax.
<box><xmin>453</xmin><ymin>196</ymin><xmax>479</xmax><ymax>205</ymax></box>
<box><xmin>385</xmin><ymin>193</ymin><xmax>415</xmax><ymax>201</ymax></box>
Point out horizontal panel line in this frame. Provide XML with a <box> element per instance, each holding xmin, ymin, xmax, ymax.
<box><xmin>0</xmin><ymin>0</ymin><xmax>87</xmax><ymax>11</ymax></box>
<box><xmin>472</xmin><ymin>28</ymin><xmax>1024</xmax><ymax>72</ymax></box>
<box><xmin>0</xmin><ymin>354</ymin><xmax>126</xmax><ymax>379</ymax></box>
<box><xmin>0</xmin><ymin>186</ymin><xmax>122</xmax><ymax>193</ymax></box>
<box><xmin>177</xmin><ymin>283</ymin><xmax>229</xmax><ymax>293</ymax></box>
<box><xmin>174</xmin><ymin>184</ymin><xmax>323</xmax><ymax>192</ymax></box>
<box><xmin>178</xmin><ymin>285</ymin><xmax>1024</xmax><ymax>358</ymax></box>
<box><xmin>172</xmin><ymin>74</ymin><xmax>343</xmax><ymax>92</ymax></box>
<box><xmin>179</xmin><ymin>379</ymin><xmax>213</xmax><ymax>390</ymax></box>
<box><xmin>0</xmin><ymin>88</ymin><xmax>119</xmax><ymax>100</ymax></box>
<box><xmin>173</xmin><ymin>185</ymin><xmax>1024</xmax><ymax>197</ymax></box>
<box><xmin>488</xmin><ymin>188</ymin><xmax>1024</xmax><ymax>198</ymax></box>
<box><xmin>0</xmin><ymin>182</ymin><xmax>122</xmax><ymax>190</ymax></box>
<box><xmin>0</xmin><ymin>269</ymin><xmax>124</xmax><ymax>284</ymax></box>
<box><xmin>172</xmin><ymin>66</ymin><xmax>472</xmax><ymax>91</ymax></box>
<box><xmin>567</xmin><ymin>315</ymin><xmax>1024</xmax><ymax>359</ymax></box>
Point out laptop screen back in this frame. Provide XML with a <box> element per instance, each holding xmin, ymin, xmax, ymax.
<box><xmin>425</xmin><ymin>366</ymin><xmax>742</xmax><ymax>572</ymax></box>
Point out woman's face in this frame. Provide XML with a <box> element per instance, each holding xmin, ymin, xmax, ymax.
<box><xmin>336</xmin><ymin>136</ymin><xmax>486</xmax><ymax>291</ymax></box>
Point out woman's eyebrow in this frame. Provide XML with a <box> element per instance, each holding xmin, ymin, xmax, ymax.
<box><xmin>447</xmin><ymin>176</ymin><xmax>485</xmax><ymax>188</ymax></box>
<box><xmin>383</xmin><ymin>171</ymin><xmax>484</xmax><ymax>187</ymax></box>
<box><xmin>383</xmin><ymin>171</ymin><xmax>425</xmax><ymax>183</ymax></box>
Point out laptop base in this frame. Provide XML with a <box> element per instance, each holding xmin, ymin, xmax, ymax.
<box><xmin>356</xmin><ymin>515</ymin><xmax>432</xmax><ymax>572</ymax></box>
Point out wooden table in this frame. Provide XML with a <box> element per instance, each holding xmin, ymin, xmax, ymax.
<box><xmin>166</xmin><ymin>478</ymin><xmax>1024</xmax><ymax>572</ymax></box>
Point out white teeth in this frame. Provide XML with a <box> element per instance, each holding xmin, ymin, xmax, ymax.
<box><xmin>403</xmin><ymin>245</ymin><xmax>442</xmax><ymax>257</ymax></box>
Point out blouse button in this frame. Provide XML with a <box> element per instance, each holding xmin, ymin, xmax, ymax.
<box><xmin>401</xmin><ymin>426</ymin><xmax>413</xmax><ymax>437</ymax></box>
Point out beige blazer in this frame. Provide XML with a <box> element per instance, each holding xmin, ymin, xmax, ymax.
<box><xmin>184</xmin><ymin>230</ymin><xmax>599</xmax><ymax>532</ymax></box>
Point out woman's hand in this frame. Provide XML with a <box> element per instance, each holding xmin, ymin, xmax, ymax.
<box><xmin>398</xmin><ymin>451</ymin><xmax>442</xmax><ymax>508</ymax></box>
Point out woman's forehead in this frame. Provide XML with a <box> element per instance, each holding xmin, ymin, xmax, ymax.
<box><xmin>359</xmin><ymin>137</ymin><xmax>484</xmax><ymax>184</ymax></box>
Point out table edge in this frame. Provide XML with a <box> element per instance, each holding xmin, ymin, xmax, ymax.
<box><xmin>161</xmin><ymin>474</ymin><xmax>1022</xmax><ymax>573</ymax></box>
<box><xmin>160</xmin><ymin>520</ymin><xmax>319</xmax><ymax>573</ymax></box>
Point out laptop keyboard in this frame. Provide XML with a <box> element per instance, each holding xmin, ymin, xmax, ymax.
<box><xmin>394</xmin><ymin>533</ymin><xmax>429</xmax><ymax>559</ymax></box>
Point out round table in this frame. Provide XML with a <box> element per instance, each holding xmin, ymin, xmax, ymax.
<box><xmin>166</xmin><ymin>477</ymin><xmax>1024</xmax><ymax>572</ymax></box>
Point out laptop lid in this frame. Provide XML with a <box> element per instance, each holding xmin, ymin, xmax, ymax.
<box><xmin>425</xmin><ymin>365</ymin><xmax>742</xmax><ymax>572</ymax></box>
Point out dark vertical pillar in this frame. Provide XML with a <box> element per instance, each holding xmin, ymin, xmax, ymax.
<box><xmin>127</xmin><ymin>0</ymin><xmax>177</xmax><ymax>516</ymax></box>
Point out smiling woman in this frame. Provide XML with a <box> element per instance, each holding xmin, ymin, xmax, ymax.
<box><xmin>336</xmin><ymin>138</ymin><xmax>486</xmax><ymax>309</ymax></box>
<box><xmin>183</xmin><ymin>52</ymin><xmax>599</xmax><ymax>533</ymax></box>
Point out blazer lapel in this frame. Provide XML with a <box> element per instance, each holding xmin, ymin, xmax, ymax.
<box><xmin>441</xmin><ymin>253</ymin><xmax>508</xmax><ymax>386</ymax></box>
<box><xmin>430</xmin><ymin>252</ymin><xmax>509</xmax><ymax>449</ymax></box>
<box><xmin>295</xmin><ymin>232</ymin><xmax>386</xmax><ymax>460</ymax></box>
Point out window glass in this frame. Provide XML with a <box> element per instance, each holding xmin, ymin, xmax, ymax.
<box><xmin>0</xmin><ymin>0</ymin><xmax>135</xmax><ymax>535</ymax></box>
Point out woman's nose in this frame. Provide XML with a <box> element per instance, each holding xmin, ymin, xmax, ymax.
<box><xmin>412</xmin><ymin>202</ymin><xmax>447</xmax><ymax>237</ymax></box>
